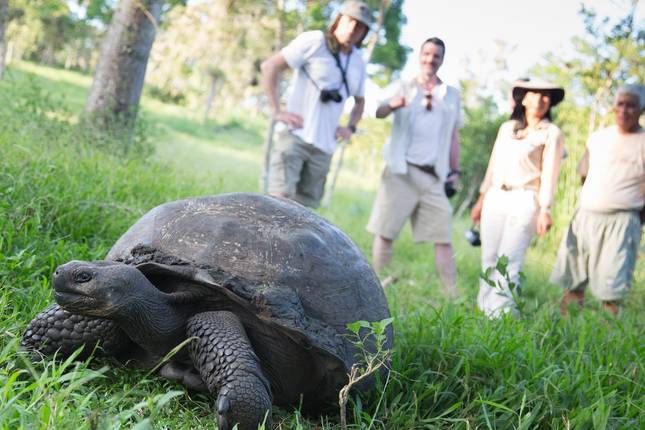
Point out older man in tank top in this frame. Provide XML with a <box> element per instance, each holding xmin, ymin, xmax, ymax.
<box><xmin>552</xmin><ymin>84</ymin><xmax>645</xmax><ymax>315</ymax></box>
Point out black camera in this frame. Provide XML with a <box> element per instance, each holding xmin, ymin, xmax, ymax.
<box><xmin>320</xmin><ymin>89</ymin><xmax>343</xmax><ymax>103</ymax></box>
<box><xmin>444</xmin><ymin>181</ymin><xmax>456</xmax><ymax>198</ymax></box>
<box><xmin>464</xmin><ymin>227</ymin><xmax>481</xmax><ymax>247</ymax></box>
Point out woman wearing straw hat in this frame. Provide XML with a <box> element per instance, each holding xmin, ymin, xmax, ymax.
<box><xmin>470</xmin><ymin>79</ymin><xmax>566</xmax><ymax>317</ymax></box>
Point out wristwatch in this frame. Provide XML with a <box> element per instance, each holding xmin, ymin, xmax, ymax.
<box><xmin>348</xmin><ymin>124</ymin><xmax>357</xmax><ymax>133</ymax></box>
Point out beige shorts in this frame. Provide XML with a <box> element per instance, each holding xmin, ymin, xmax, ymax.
<box><xmin>267</xmin><ymin>131</ymin><xmax>333</xmax><ymax>208</ymax></box>
<box><xmin>550</xmin><ymin>208</ymin><xmax>642</xmax><ymax>301</ymax></box>
<box><xmin>367</xmin><ymin>165</ymin><xmax>452</xmax><ymax>243</ymax></box>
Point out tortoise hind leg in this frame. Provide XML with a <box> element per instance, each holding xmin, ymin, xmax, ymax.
<box><xmin>187</xmin><ymin>311</ymin><xmax>272</xmax><ymax>430</ymax></box>
<box><xmin>22</xmin><ymin>304</ymin><xmax>131</xmax><ymax>360</ymax></box>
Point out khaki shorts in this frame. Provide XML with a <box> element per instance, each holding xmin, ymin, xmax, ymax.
<box><xmin>267</xmin><ymin>131</ymin><xmax>332</xmax><ymax>208</ymax></box>
<box><xmin>550</xmin><ymin>208</ymin><xmax>642</xmax><ymax>301</ymax></box>
<box><xmin>367</xmin><ymin>165</ymin><xmax>452</xmax><ymax>243</ymax></box>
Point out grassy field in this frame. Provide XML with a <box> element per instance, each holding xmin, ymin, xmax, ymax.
<box><xmin>0</xmin><ymin>62</ymin><xmax>643</xmax><ymax>429</ymax></box>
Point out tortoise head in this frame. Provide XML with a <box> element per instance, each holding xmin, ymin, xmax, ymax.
<box><xmin>53</xmin><ymin>260</ymin><xmax>159</xmax><ymax>319</ymax></box>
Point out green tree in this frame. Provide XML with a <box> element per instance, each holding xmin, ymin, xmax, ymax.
<box><xmin>4</xmin><ymin>0</ymin><xmax>99</xmax><ymax>71</ymax></box>
<box><xmin>0</xmin><ymin>0</ymin><xmax>7</xmax><ymax>78</ymax></box>
<box><xmin>536</xmin><ymin>0</ymin><xmax>643</xmax><ymax>135</ymax></box>
<box><xmin>148</xmin><ymin>1</ymin><xmax>279</xmax><ymax>116</ymax></box>
<box><xmin>455</xmin><ymin>92</ymin><xmax>505</xmax><ymax>216</ymax></box>
<box><xmin>366</xmin><ymin>0</ymin><xmax>410</xmax><ymax>84</ymax></box>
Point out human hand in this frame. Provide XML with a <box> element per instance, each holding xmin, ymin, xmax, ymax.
<box><xmin>446</xmin><ymin>170</ymin><xmax>460</xmax><ymax>185</ymax></box>
<box><xmin>335</xmin><ymin>126</ymin><xmax>353</xmax><ymax>141</ymax></box>
<box><xmin>389</xmin><ymin>96</ymin><xmax>406</xmax><ymax>111</ymax></box>
<box><xmin>470</xmin><ymin>197</ymin><xmax>483</xmax><ymax>225</ymax></box>
<box><xmin>536</xmin><ymin>211</ymin><xmax>553</xmax><ymax>237</ymax></box>
<box><xmin>274</xmin><ymin>111</ymin><xmax>304</xmax><ymax>129</ymax></box>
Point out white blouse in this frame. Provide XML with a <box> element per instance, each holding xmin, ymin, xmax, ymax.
<box><xmin>479</xmin><ymin>119</ymin><xmax>565</xmax><ymax>209</ymax></box>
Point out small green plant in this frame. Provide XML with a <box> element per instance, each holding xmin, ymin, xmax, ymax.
<box><xmin>339</xmin><ymin>317</ymin><xmax>394</xmax><ymax>430</ymax></box>
<box><xmin>480</xmin><ymin>255</ymin><xmax>527</xmax><ymax>316</ymax></box>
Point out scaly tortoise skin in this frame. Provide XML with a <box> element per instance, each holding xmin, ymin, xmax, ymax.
<box><xmin>22</xmin><ymin>193</ymin><xmax>393</xmax><ymax>430</ymax></box>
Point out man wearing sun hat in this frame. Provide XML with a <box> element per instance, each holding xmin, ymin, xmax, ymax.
<box><xmin>470</xmin><ymin>78</ymin><xmax>566</xmax><ymax>317</ymax></box>
<box><xmin>552</xmin><ymin>83</ymin><xmax>645</xmax><ymax>316</ymax></box>
<box><xmin>260</xmin><ymin>1</ymin><xmax>371</xmax><ymax>208</ymax></box>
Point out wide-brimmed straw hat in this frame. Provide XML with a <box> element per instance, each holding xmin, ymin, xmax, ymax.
<box><xmin>512</xmin><ymin>79</ymin><xmax>565</xmax><ymax>106</ymax></box>
<box><xmin>339</xmin><ymin>0</ymin><xmax>372</xmax><ymax>29</ymax></box>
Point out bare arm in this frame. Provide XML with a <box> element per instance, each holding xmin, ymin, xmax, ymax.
<box><xmin>471</xmin><ymin>125</ymin><xmax>504</xmax><ymax>225</ymax></box>
<box><xmin>260</xmin><ymin>52</ymin><xmax>303</xmax><ymax>128</ymax></box>
<box><xmin>449</xmin><ymin>127</ymin><xmax>460</xmax><ymax>172</ymax></box>
<box><xmin>349</xmin><ymin>96</ymin><xmax>365</xmax><ymax>127</ymax></box>
<box><xmin>375</xmin><ymin>96</ymin><xmax>405</xmax><ymax>119</ymax></box>
<box><xmin>336</xmin><ymin>96</ymin><xmax>365</xmax><ymax>140</ymax></box>
<box><xmin>536</xmin><ymin>129</ymin><xmax>565</xmax><ymax>237</ymax></box>
<box><xmin>537</xmin><ymin>129</ymin><xmax>564</xmax><ymax>211</ymax></box>
<box><xmin>577</xmin><ymin>147</ymin><xmax>590</xmax><ymax>185</ymax></box>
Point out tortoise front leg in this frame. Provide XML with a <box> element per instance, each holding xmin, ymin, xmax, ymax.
<box><xmin>22</xmin><ymin>304</ymin><xmax>131</xmax><ymax>360</ymax></box>
<box><xmin>187</xmin><ymin>311</ymin><xmax>272</xmax><ymax>430</ymax></box>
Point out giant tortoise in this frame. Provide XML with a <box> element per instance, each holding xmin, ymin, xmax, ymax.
<box><xmin>22</xmin><ymin>193</ymin><xmax>393</xmax><ymax>430</ymax></box>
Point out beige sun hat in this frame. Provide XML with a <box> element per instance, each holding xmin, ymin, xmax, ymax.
<box><xmin>512</xmin><ymin>79</ymin><xmax>565</xmax><ymax>106</ymax></box>
<box><xmin>339</xmin><ymin>0</ymin><xmax>372</xmax><ymax>29</ymax></box>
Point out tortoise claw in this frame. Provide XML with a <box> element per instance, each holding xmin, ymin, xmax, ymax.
<box><xmin>217</xmin><ymin>394</ymin><xmax>231</xmax><ymax>430</ymax></box>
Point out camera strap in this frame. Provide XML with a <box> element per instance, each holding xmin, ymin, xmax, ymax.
<box><xmin>299</xmin><ymin>36</ymin><xmax>352</xmax><ymax>98</ymax></box>
<box><xmin>325</xmin><ymin>33</ymin><xmax>352</xmax><ymax>97</ymax></box>
<box><xmin>300</xmin><ymin>52</ymin><xmax>352</xmax><ymax>98</ymax></box>
<box><xmin>300</xmin><ymin>65</ymin><xmax>323</xmax><ymax>92</ymax></box>
<box><xmin>331</xmin><ymin>51</ymin><xmax>351</xmax><ymax>98</ymax></box>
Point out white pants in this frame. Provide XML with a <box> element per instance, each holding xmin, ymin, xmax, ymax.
<box><xmin>477</xmin><ymin>188</ymin><xmax>538</xmax><ymax>317</ymax></box>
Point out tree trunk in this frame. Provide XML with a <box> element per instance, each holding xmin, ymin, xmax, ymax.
<box><xmin>363</xmin><ymin>0</ymin><xmax>389</xmax><ymax>63</ymax></box>
<box><xmin>0</xmin><ymin>0</ymin><xmax>8</xmax><ymax>79</ymax></box>
<box><xmin>203</xmin><ymin>74</ymin><xmax>219</xmax><ymax>123</ymax></box>
<box><xmin>84</xmin><ymin>0</ymin><xmax>163</xmax><ymax>135</ymax></box>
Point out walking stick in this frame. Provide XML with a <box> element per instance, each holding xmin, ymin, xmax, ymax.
<box><xmin>260</xmin><ymin>118</ymin><xmax>276</xmax><ymax>193</ymax></box>
<box><xmin>322</xmin><ymin>136</ymin><xmax>350</xmax><ymax>209</ymax></box>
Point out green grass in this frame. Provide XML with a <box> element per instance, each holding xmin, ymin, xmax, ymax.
<box><xmin>0</xmin><ymin>62</ymin><xmax>643</xmax><ymax>429</ymax></box>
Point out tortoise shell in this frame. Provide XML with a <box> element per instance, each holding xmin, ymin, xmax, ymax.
<box><xmin>106</xmin><ymin>193</ymin><xmax>392</xmax><ymax>407</ymax></box>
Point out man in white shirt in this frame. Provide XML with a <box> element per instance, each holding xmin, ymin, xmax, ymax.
<box><xmin>553</xmin><ymin>84</ymin><xmax>645</xmax><ymax>315</ymax></box>
<box><xmin>367</xmin><ymin>37</ymin><xmax>462</xmax><ymax>296</ymax></box>
<box><xmin>260</xmin><ymin>1</ymin><xmax>370</xmax><ymax>208</ymax></box>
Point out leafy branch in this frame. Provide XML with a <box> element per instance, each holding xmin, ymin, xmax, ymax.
<box><xmin>480</xmin><ymin>255</ymin><xmax>527</xmax><ymax>317</ymax></box>
<box><xmin>338</xmin><ymin>317</ymin><xmax>393</xmax><ymax>430</ymax></box>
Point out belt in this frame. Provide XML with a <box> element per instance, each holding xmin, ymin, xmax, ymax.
<box><xmin>408</xmin><ymin>162</ymin><xmax>438</xmax><ymax>179</ymax></box>
<box><xmin>500</xmin><ymin>184</ymin><xmax>533</xmax><ymax>191</ymax></box>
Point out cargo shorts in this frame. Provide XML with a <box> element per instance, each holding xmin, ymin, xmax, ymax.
<box><xmin>367</xmin><ymin>164</ymin><xmax>453</xmax><ymax>244</ymax></box>
<box><xmin>550</xmin><ymin>208</ymin><xmax>642</xmax><ymax>301</ymax></box>
<box><xmin>267</xmin><ymin>131</ymin><xmax>333</xmax><ymax>209</ymax></box>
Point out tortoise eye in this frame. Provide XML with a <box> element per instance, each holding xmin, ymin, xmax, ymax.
<box><xmin>74</xmin><ymin>270</ymin><xmax>93</xmax><ymax>283</ymax></box>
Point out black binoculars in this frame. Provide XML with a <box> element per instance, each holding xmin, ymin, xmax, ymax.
<box><xmin>320</xmin><ymin>89</ymin><xmax>343</xmax><ymax>103</ymax></box>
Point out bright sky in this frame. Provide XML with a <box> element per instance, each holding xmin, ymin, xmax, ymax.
<box><xmin>397</xmin><ymin>0</ymin><xmax>643</xmax><ymax>101</ymax></box>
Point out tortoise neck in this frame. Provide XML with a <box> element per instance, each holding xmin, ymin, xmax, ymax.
<box><xmin>117</xmin><ymin>292</ymin><xmax>188</xmax><ymax>357</ymax></box>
